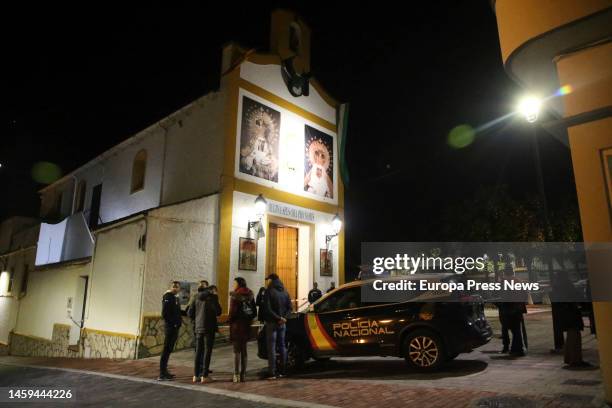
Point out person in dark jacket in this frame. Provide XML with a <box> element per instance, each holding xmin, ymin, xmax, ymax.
<box><xmin>497</xmin><ymin>269</ymin><xmax>527</xmax><ymax>356</ymax></box>
<box><xmin>497</xmin><ymin>302</ymin><xmax>526</xmax><ymax>356</ymax></box>
<box><xmin>159</xmin><ymin>281</ymin><xmax>182</xmax><ymax>380</ymax></box>
<box><xmin>554</xmin><ymin>273</ymin><xmax>590</xmax><ymax>367</ymax></box>
<box><xmin>262</xmin><ymin>273</ymin><xmax>292</xmax><ymax>379</ymax></box>
<box><xmin>186</xmin><ymin>280</ymin><xmax>209</xmax><ymax>335</ymax></box>
<box><xmin>255</xmin><ymin>286</ymin><xmax>266</xmax><ymax>322</ymax></box>
<box><xmin>326</xmin><ymin>281</ymin><xmax>336</xmax><ymax>293</ymax></box>
<box><xmin>228</xmin><ymin>277</ymin><xmax>256</xmax><ymax>383</ymax></box>
<box><xmin>308</xmin><ymin>282</ymin><xmax>322</xmax><ymax>304</ymax></box>
<box><xmin>188</xmin><ymin>285</ymin><xmax>221</xmax><ymax>383</ymax></box>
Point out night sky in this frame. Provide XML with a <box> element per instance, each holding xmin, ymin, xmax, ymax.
<box><xmin>1</xmin><ymin>2</ymin><xmax>577</xmax><ymax>276</ymax></box>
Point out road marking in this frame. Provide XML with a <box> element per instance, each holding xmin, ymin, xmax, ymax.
<box><xmin>0</xmin><ymin>361</ymin><xmax>339</xmax><ymax>408</ymax></box>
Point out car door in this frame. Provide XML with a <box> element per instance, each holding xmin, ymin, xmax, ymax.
<box><xmin>309</xmin><ymin>286</ymin><xmax>380</xmax><ymax>357</ymax></box>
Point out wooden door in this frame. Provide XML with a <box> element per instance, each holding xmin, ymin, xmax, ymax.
<box><xmin>268</xmin><ymin>223</ymin><xmax>298</xmax><ymax>302</ymax></box>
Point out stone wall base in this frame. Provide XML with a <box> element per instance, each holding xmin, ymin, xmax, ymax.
<box><xmin>82</xmin><ymin>330</ymin><xmax>137</xmax><ymax>359</ymax></box>
<box><xmin>137</xmin><ymin>316</ymin><xmax>232</xmax><ymax>358</ymax></box>
<box><xmin>9</xmin><ymin>324</ymin><xmax>81</xmax><ymax>358</ymax></box>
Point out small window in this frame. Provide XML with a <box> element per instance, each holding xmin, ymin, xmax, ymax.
<box><xmin>7</xmin><ymin>267</ymin><xmax>15</xmax><ymax>294</ymax></box>
<box><xmin>131</xmin><ymin>150</ymin><xmax>147</xmax><ymax>193</ymax></box>
<box><xmin>20</xmin><ymin>264</ymin><xmax>29</xmax><ymax>296</ymax></box>
<box><xmin>75</xmin><ymin>180</ymin><xmax>87</xmax><ymax>212</ymax></box>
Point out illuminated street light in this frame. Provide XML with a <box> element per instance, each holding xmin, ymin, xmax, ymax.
<box><xmin>331</xmin><ymin>213</ymin><xmax>342</xmax><ymax>235</ymax></box>
<box><xmin>254</xmin><ymin>194</ymin><xmax>268</xmax><ymax>218</ymax></box>
<box><xmin>248</xmin><ymin>194</ymin><xmax>268</xmax><ymax>239</ymax></box>
<box><xmin>326</xmin><ymin>213</ymin><xmax>343</xmax><ymax>245</ymax></box>
<box><xmin>517</xmin><ymin>95</ymin><xmax>542</xmax><ymax>123</ymax></box>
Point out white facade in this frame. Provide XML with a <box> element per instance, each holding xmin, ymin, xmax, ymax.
<box><xmin>15</xmin><ymin>262</ymin><xmax>89</xmax><ymax>341</ymax></box>
<box><xmin>142</xmin><ymin>194</ymin><xmax>219</xmax><ymax>315</ymax></box>
<box><xmin>85</xmin><ymin>220</ymin><xmax>146</xmax><ymax>337</ymax></box>
<box><xmin>239</xmin><ymin>61</ymin><xmax>336</xmax><ymax>125</ymax></box>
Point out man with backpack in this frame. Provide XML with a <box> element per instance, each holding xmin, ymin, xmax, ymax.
<box><xmin>262</xmin><ymin>273</ymin><xmax>292</xmax><ymax>380</ymax></box>
<box><xmin>228</xmin><ymin>277</ymin><xmax>257</xmax><ymax>382</ymax></box>
<box><xmin>189</xmin><ymin>284</ymin><xmax>221</xmax><ymax>383</ymax></box>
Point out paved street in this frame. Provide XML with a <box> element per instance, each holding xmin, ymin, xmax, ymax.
<box><xmin>0</xmin><ymin>308</ymin><xmax>607</xmax><ymax>407</ymax></box>
<box><xmin>0</xmin><ymin>365</ymin><xmax>282</xmax><ymax>408</ymax></box>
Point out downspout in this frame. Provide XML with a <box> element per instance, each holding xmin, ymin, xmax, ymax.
<box><xmin>70</xmin><ymin>175</ymin><xmax>78</xmax><ymax>215</ymax></box>
<box><xmin>80</xmin><ymin>230</ymin><xmax>99</xmax><ymax>356</ymax></box>
<box><xmin>134</xmin><ymin>217</ymin><xmax>148</xmax><ymax>360</ymax></box>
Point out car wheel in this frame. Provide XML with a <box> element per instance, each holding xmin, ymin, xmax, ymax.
<box><xmin>282</xmin><ymin>338</ymin><xmax>305</xmax><ymax>371</ymax></box>
<box><xmin>404</xmin><ymin>329</ymin><xmax>445</xmax><ymax>371</ymax></box>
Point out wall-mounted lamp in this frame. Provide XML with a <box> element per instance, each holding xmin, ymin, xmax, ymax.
<box><xmin>325</xmin><ymin>213</ymin><xmax>342</xmax><ymax>246</ymax></box>
<box><xmin>248</xmin><ymin>194</ymin><xmax>267</xmax><ymax>239</ymax></box>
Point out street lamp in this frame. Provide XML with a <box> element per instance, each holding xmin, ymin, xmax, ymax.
<box><xmin>517</xmin><ymin>95</ymin><xmax>552</xmax><ymax>239</ymax></box>
<box><xmin>517</xmin><ymin>95</ymin><xmax>542</xmax><ymax>123</ymax></box>
<box><xmin>518</xmin><ymin>93</ymin><xmax>563</xmax><ymax>351</ymax></box>
<box><xmin>248</xmin><ymin>194</ymin><xmax>267</xmax><ymax>239</ymax></box>
<box><xmin>326</xmin><ymin>213</ymin><xmax>342</xmax><ymax>246</ymax></box>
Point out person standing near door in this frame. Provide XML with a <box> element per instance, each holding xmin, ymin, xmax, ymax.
<box><xmin>262</xmin><ymin>273</ymin><xmax>292</xmax><ymax>380</ymax></box>
<box><xmin>326</xmin><ymin>281</ymin><xmax>336</xmax><ymax>293</ymax></box>
<box><xmin>159</xmin><ymin>281</ymin><xmax>182</xmax><ymax>381</ymax></box>
<box><xmin>308</xmin><ymin>282</ymin><xmax>322</xmax><ymax>304</ymax></box>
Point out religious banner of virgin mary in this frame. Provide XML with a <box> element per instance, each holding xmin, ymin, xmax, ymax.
<box><xmin>304</xmin><ymin>124</ymin><xmax>334</xmax><ymax>199</ymax></box>
<box><xmin>239</xmin><ymin>96</ymin><xmax>280</xmax><ymax>182</ymax></box>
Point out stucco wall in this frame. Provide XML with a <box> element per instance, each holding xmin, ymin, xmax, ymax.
<box><xmin>86</xmin><ymin>220</ymin><xmax>145</xmax><ymax>336</ymax></box>
<box><xmin>0</xmin><ymin>224</ymin><xmax>38</xmax><ymax>345</ymax></box>
<box><xmin>142</xmin><ymin>194</ymin><xmax>219</xmax><ymax>315</ymax></box>
<box><xmin>14</xmin><ymin>262</ymin><xmax>89</xmax><ymax>341</ymax></box>
<box><xmin>160</xmin><ymin>92</ymin><xmax>226</xmax><ymax>206</ymax></box>
<box><xmin>97</xmin><ymin>130</ymin><xmax>165</xmax><ymax>224</ymax></box>
<box><xmin>0</xmin><ymin>217</ymin><xmax>38</xmax><ymax>253</ymax></box>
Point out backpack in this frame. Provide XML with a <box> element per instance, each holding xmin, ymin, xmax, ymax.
<box><xmin>238</xmin><ymin>298</ymin><xmax>257</xmax><ymax>321</ymax></box>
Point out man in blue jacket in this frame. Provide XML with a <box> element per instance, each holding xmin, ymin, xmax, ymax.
<box><xmin>262</xmin><ymin>273</ymin><xmax>292</xmax><ymax>379</ymax></box>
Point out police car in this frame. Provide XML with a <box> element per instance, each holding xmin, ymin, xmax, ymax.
<box><xmin>257</xmin><ymin>276</ymin><xmax>492</xmax><ymax>371</ymax></box>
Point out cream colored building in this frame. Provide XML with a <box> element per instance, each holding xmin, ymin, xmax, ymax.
<box><xmin>0</xmin><ymin>10</ymin><xmax>346</xmax><ymax>359</ymax></box>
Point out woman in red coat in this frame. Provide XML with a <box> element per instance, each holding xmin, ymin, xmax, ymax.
<box><xmin>228</xmin><ymin>277</ymin><xmax>256</xmax><ymax>382</ymax></box>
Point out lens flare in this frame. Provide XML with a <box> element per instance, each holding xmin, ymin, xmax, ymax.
<box><xmin>555</xmin><ymin>85</ymin><xmax>573</xmax><ymax>96</ymax></box>
<box><xmin>448</xmin><ymin>124</ymin><xmax>475</xmax><ymax>149</ymax></box>
<box><xmin>31</xmin><ymin>162</ymin><xmax>63</xmax><ymax>184</ymax></box>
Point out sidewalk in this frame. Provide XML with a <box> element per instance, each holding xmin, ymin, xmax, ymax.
<box><xmin>0</xmin><ymin>311</ymin><xmax>607</xmax><ymax>407</ymax></box>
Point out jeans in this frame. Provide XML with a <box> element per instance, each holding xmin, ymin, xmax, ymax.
<box><xmin>194</xmin><ymin>331</ymin><xmax>215</xmax><ymax>377</ymax></box>
<box><xmin>266</xmin><ymin>322</ymin><xmax>286</xmax><ymax>377</ymax></box>
<box><xmin>160</xmin><ymin>325</ymin><xmax>179</xmax><ymax>375</ymax></box>
<box><xmin>233</xmin><ymin>340</ymin><xmax>248</xmax><ymax>377</ymax></box>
